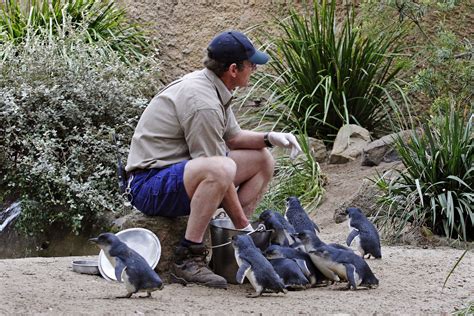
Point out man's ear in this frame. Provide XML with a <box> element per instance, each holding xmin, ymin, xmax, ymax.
<box><xmin>228</xmin><ymin>63</ymin><xmax>239</xmax><ymax>78</ymax></box>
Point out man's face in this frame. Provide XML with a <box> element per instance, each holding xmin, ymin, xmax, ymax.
<box><xmin>235</xmin><ymin>60</ymin><xmax>257</xmax><ymax>88</ymax></box>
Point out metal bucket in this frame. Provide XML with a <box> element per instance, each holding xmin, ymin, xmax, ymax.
<box><xmin>209</xmin><ymin>213</ymin><xmax>271</xmax><ymax>284</ymax></box>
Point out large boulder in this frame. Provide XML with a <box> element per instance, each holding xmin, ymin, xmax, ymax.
<box><xmin>333</xmin><ymin>179</ymin><xmax>382</xmax><ymax>223</ymax></box>
<box><xmin>113</xmin><ymin>211</ymin><xmax>210</xmax><ymax>280</ymax></box>
<box><xmin>329</xmin><ymin>125</ymin><xmax>371</xmax><ymax>164</ymax></box>
<box><xmin>361</xmin><ymin>130</ymin><xmax>416</xmax><ymax>166</ymax></box>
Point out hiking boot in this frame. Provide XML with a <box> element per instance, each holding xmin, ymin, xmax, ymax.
<box><xmin>170</xmin><ymin>244</ymin><xmax>227</xmax><ymax>289</ymax></box>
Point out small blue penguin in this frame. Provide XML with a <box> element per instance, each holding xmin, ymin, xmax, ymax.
<box><xmin>264</xmin><ymin>244</ymin><xmax>328</xmax><ymax>287</ymax></box>
<box><xmin>293</xmin><ymin>230</ymin><xmax>352</xmax><ymax>252</ymax></box>
<box><xmin>231</xmin><ymin>234</ymin><xmax>287</xmax><ymax>297</ymax></box>
<box><xmin>259</xmin><ymin>209</ymin><xmax>297</xmax><ymax>247</ymax></box>
<box><xmin>308</xmin><ymin>245</ymin><xmax>379</xmax><ymax>290</ymax></box>
<box><xmin>267</xmin><ymin>258</ymin><xmax>310</xmax><ymax>290</ymax></box>
<box><xmin>345</xmin><ymin>207</ymin><xmax>382</xmax><ymax>259</ymax></box>
<box><xmin>285</xmin><ymin>196</ymin><xmax>320</xmax><ymax>235</ymax></box>
<box><xmin>293</xmin><ymin>231</ymin><xmax>353</xmax><ymax>283</ymax></box>
<box><xmin>90</xmin><ymin>233</ymin><xmax>164</xmax><ymax>298</ymax></box>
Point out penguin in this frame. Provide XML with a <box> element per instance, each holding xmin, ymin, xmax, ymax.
<box><xmin>293</xmin><ymin>231</ymin><xmax>353</xmax><ymax>283</ymax></box>
<box><xmin>90</xmin><ymin>233</ymin><xmax>164</xmax><ymax>298</ymax></box>
<box><xmin>259</xmin><ymin>209</ymin><xmax>297</xmax><ymax>247</ymax></box>
<box><xmin>285</xmin><ymin>196</ymin><xmax>320</xmax><ymax>235</ymax></box>
<box><xmin>308</xmin><ymin>245</ymin><xmax>379</xmax><ymax>290</ymax></box>
<box><xmin>231</xmin><ymin>234</ymin><xmax>287</xmax><ymax>297</ymax></box>
<box><xmin>264</xmin><ymin>244</ymin><xmax>328</xmax><ymax>287</ymax></box>
<box><xmin>292</xmin><ymin>230</ymin><xmax>353</xmax><ymax>252</ymax></box>
<box><xmin>345</xmin><ymin>207</ymin><xmax>382</xmax><ymax>259</ymax></box>
<box><xmin>267</xmin><ymin>257</ymin><xmax>310</xmax><ymax>290</ymax></box>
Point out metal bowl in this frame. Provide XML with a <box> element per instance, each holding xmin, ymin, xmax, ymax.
<box><xmin>98</xmin><ymin>228</ymin><xmax>161</xmax><ymax>281</ymax></box>
<box><xmin>72</xmin><ymin>260</ymin><xmax>100</xmax><ymax>275</ymax></box>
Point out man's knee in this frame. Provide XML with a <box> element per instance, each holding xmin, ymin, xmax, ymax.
<box><xmin>259</xmin><ymin>148</ymin><xmax>275</xmax><ymax>177</ymax></box>
<box><xmin>209</xmin><ymin>157</ymin><xmax>237</xmax><ymax>184</ymax></box>
<box><xmin>186</xmin><ymin>156</ymin><xmax>236</xmax><ymax>187</ymax></box>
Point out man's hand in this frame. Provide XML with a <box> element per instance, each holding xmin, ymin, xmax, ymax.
<box><xmin>268</xmin><ymin>132</ymin><xmax>302</xmax><ymax>159</ymax></box>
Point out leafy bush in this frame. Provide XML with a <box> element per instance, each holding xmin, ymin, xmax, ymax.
<box><xmin>243</xmin><ymin>0</ymin><xmax>404</xmax><ymax>143</ymax></box>
<box><xmin>0</xmin><ymin>0</ymin><xmax>151</xmax><ymax>61</ymax></box>
<box><xmin>0</xmin><ymin>28</ymin><xmax>161</xmax><ymax>234</ymax></box>
<box><xmin>375</xmin><ymin>105</ymin><xmax>473</xmax><ymax>241</ymax></box>
<box><xmin>410</xmin><ymin>29</ymin><xmax>473</xmax><ymax>111</ymax></box>
<box><xmin>358</xmin><ymin>0</ymin><xmax>472</xmax><ymax>115</ymax></box>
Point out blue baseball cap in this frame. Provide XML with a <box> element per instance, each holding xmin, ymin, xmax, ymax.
<box><xmin>207</xmin><ymin>31</ymin><xmax>269</xmax><ymax>65</ymax></box>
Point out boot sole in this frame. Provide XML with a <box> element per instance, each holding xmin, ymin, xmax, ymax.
<box><xmin>170</xmin><ymin>273</ymin><xmax>228</xmax><ymax>289</ymax></box>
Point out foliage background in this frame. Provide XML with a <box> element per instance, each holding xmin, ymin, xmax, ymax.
<box><xmin>0</xmin><ymin>27</ymin><xmax>161</xmax><ymax>234</ymax></box>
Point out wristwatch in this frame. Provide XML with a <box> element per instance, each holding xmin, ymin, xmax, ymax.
<box><xmin>263</xmin><ymin>133</ymin><xmax>273</xmax><ymax>148</ymax></box>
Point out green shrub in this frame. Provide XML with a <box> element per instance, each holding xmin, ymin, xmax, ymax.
<box><xmin>0</xmin><ymin>29</ymin><xmax>161</xmax><ymax>234</ymax></box>
<box><xmin>243</xmin><ymin>0</ymin><xmax>405</xmax><ymax>143</ymax></box>
<box><xmin>0</xmin><ymin>0</ymin><xmax>151</xmax><ymax>62</ymax></box>
<box><xmin>358</xmin><ymin>1</ymin><xmax>472</xmax><ymax>115</ymax></box>
<box><xmin>375</xmin><ymin>104</ymin><xmax>473</xmax><ymax>241</ymax></box>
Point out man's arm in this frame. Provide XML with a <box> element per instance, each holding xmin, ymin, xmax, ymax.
<box><xmin>226</xmin><ymin>130</ymin><xmax>303</xmax><ymax>159</ymax></box>
<box><xmin>225</xmin><ymin>130</ymin><xmax>267</xmax><ymax>150</ymax></box>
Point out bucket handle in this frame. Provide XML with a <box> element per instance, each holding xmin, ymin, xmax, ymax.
<box><xmin>210</xmin><ymin>224</ymin><xmax>269</xmax><ymax>249</ymax></box>
<box><xmin>213</xmin><ymin>210</ymin><xmax>228</xmax><ymax>219</ymax></box>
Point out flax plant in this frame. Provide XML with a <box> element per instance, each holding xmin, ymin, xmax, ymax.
<box><xmin>375</xmin><ymin>104</ymin><xmax>473</xmax><ymax>241</ymax></box>
<box><xmin>245</xmin><ymin>0</ymin><xmax>405</xmax><ymax>142</ymax></box>
<box><xmin>0</xmin><ymin>0</ymin><xmax>151</xmax><ymax>61</ymax></box>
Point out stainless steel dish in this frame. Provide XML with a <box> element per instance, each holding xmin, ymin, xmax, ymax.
<box><xmin>72</xmin><ymin>259</ymin><xmax>100</xmax><ymax>275</ymax></box>
<box><xmin>209</xmin><ymin>214</ymin><xmax>271</xmax><ymax>284</ymax></box>
<box><xmin>98</xmin><ymin>228</ymin><xmax>161</xmax><ymax>281</ymax></box>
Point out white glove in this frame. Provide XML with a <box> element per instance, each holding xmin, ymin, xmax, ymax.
<box><xmin>237</xmin><ymin>224</ymin><xmax>254</xmax><ymax>232</ymax></box>
<box><xmin>268</xmin><ymin>132</ymin><xmax>302</xmax><ymax>159</ymax></box>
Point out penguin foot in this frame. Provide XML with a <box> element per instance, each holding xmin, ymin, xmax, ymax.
<box><xmin>138</xmin><ymin>292</ymin><xmax>153</xmax><ymax>298</ymax></box>
<box><xmin>116</xmin><ymin>293</ymin><xmax>133</xmax><ymax>298</ymax></box>
<box><xmin>246</xmin><ymin>292</ymin><xmax>262</xmax><ymax>298</ymax></box>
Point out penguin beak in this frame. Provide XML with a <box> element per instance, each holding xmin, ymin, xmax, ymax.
<box><xmin>89</xmin><ymin>237</ymin><xmax>99</xmax><ymax>244</ymax></box>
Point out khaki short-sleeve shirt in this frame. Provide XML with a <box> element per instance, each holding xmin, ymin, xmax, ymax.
<box><xmin>125</xmin><ymin>68</ymin><xmax>241</xmax><ymax>172</ymax></box>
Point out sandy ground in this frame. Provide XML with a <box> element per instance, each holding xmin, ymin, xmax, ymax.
<box><xmin>1</xmin><ymin>160</ymin><xmax>473</xmax><ymax>314</ymax></box>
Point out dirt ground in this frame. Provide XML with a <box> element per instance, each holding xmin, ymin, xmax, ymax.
<box><xmin>1</xmin><ymin>160</ymin><xmax>472</xmax><ymax>314</ymax></box>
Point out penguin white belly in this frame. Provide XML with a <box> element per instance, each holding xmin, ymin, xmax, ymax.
<box><xmin>234</xmin><ymin>249</ymin><xmax>243</xmax><ymax>266</ymax></box>
<box><xmin>353</xmin><ymin>235</ymin><xmax>364</xmax><ymax>256</ymax></box>
<box><xmin>245</xmin><ymin>269</ymin><xmax>263</xmax><ymax>294</ymax></box>
<box><xmin>309</xmin><ymin>254</ymin><xmax>340</xmax><ymax>282</ymax></box>
<box><xmin>329</xmin><ymin>262</ymin><xmax>347</xmax><ymax>280</ymax></box>
<box><xmin>354</xmin><ymin>270</ymin><xmax>362</xmax><ymax>286</ymax></box>
<box><xmin>121</xmin><ymin>268</ymin><xmax>137</xmax><ymax>294</ymax></box>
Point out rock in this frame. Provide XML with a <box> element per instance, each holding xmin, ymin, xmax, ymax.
<box><xmin>333</xmin><ymin>179</ymin><xmax>383</xmax><ymax>223</ymax></box>
<box><xmin>308</xmin><ymin>137</ymin><xmax>328</xmax><ymax>163</ymax></box>
<box><xmin>329</xmin><ymin>124</ymin><xmax>371</xmax><ymax>164</ymax></box>
<box><xmin>112</xmin><ymin>211</ymin><xmax>210</xmax><ymax>280</ymax></box>
<box><xmin>333</xmin><ymin>167</ymin><xmax>402</xmax><ymax>223</ymax></box>
<box><xmin>361</xmin><ymin>130</ymin><xmax>416</xmax><ymax>166</ymax></box>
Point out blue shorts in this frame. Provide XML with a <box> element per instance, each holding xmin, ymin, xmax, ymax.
<box><xmin>129</xmin><ymin>161</ymin><xmax>191</xmax><ymax>217</ymax></box>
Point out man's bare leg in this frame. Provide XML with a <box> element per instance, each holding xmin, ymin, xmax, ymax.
<box><xmin>182</xmin><ymin>156</ymin><xmax>237</xmax><ymax>243</ymax></box>
<box><xmin>226</xmin><ymin>148</ymin><xmax>274</xmax><ymax>217</ymax></box>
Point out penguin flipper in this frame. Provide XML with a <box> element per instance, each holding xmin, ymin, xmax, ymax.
<box><xmin>346</xmin><ymin>229</ymin><xmax>359</xmax><ymax>246</ymax></box>
<box><xmin>236</xmin><ymin>260</ymin><xmax>251</xmax><ymax>284</ymax></box>
<box><xmin>313</xmin><ymin>221</ymin><xmax>320</xmax><ymax>234</ymax></box>
<box><xmin>293</xmin><ymin>259</ymin><xmax>311</xmax><ymax>278</ymax></box>
<box><xmin>114</xmin><ymin>258</ymin><xmax>126</xmax><ymax>282</ymax></box>
<box><xmin>345</xmin><ymin>264</ymin><xmax>357</xmax><ymax>290</ymax></box>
